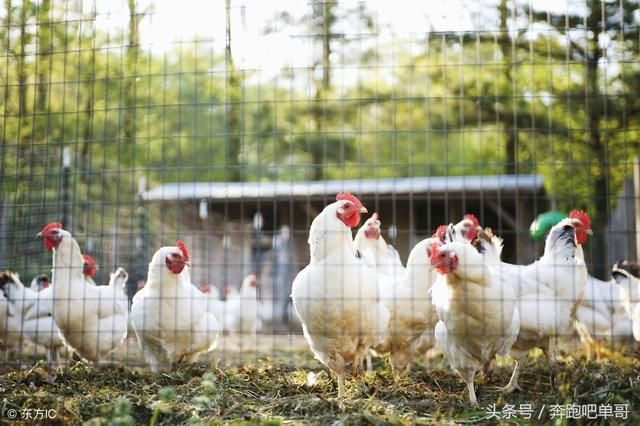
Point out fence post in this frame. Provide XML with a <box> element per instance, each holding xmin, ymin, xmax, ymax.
<box><xmin>634</xmin><ymin>154</ymin><xmax>640</xmax><ymax>260</ymax></box>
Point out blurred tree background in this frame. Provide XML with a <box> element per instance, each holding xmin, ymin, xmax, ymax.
<box><xmin>0</xmin><ymin>0</ymin><xmax>638</xmax><ymax>279</ymax></box>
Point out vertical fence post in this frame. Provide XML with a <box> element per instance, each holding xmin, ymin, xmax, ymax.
<box><xmin>634</xmin><ymin>154</ymin><xmax>640</xmax><ymax>260</ymax></box>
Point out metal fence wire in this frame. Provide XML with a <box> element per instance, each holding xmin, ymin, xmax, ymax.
<box><xmin>0</xmin><ymin>0</ymin><xmax>640</xmax><ymax>422</ymax></box>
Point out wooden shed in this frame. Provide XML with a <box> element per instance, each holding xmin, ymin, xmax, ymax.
<box><xmin>141</xmin><ymin>174</ymin><xmax>548</xmax><ymax>326</ymax></box>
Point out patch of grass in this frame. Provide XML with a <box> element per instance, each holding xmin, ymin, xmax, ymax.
<box><xmin>0</xmin><ymin>347</ymin><xmax>638</xmax><ymax>425</ymax></box>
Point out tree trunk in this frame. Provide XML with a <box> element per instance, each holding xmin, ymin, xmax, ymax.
<box><xmin>499</xmin><ymin>0</ymin><xmax>518</xmax><ymax>175</ymax></box>
<box><xmin>586</xmin><ymin>59</ymin><xmax>610</xmax><ymax>279</ymax></box>
<box><xmin>0</xmin><ymin>0</ymin><xmax>13</xmax><ymax>190</ymax></box>
<box><xmin>310</xmin><ymin>0</ymin><xmax>336</xmax><ymax>181</ymax></box>
<box><xmin>124</xmin><ymin>0</ymin><xmax>139</xmax><ymax>147</ymax></box>
<box><xmin>321</xmin><ymin>0</ymin><xmax>332</xmax><ymax>90</ymax></box>
<box><xmin>225</xmin><ymin>0</ymin><xmax>241</xmax><ymax>181</ymax></box>
<box><xmin>17</xmin><ymin>2</ymin><xmax>28</xmax><ymax>118</ymax></box>
<box><xmin>36</xmin><ymin>0</ymin><xmax>51</xmax><ymax>112</ymax></box>
<box><xmin>585</xmin><ymin>3</ymin><xmax>609</xmax><ymax>279</ymax></box>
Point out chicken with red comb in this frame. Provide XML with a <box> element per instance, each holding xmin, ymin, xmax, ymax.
<box><xmin>479</xmin><ymin>217</ymin><xmax>588</xmax><ymax>394</ymax></box>
<box><xmin>447</xmin><ymin>214</ymin><xmax>481</xmax><ymax>243</ymax></box>
<box><xmin>333</xmin><ymin>192</ymin><xmax>367</xmax><ymax>229</ymax></box>
<box><xmin>569</xmin><ymin>209</ymin><xmax>632</xmax><ymax>360</ymax></box>
<box><xmin>82</xmin><ymin>254</ymin><xmax>98</xmax><ymax>287</ymax></box>
<box><xmin>291</xmin><ymin>195</ymin><xmax>389</xmax><ymax>400</ymax></box>
<box><xmin>430</xmin><ymin>241</ymin><xmax>520</xmax><ymax>406</ymax></box>
<box><xmin>37</xmin><ymin>222</ymin><xmax>64</xmax><ymax>251</ymax></box>
<box><xmin>569</xmin><ymin>209</ymin><xmax>592</xmax><ymax>245</ymax></box>
<box><xmin>131</xmin><ymin>242</ymin><xmax>219</xmax><ymax>372</ymax></box>
<box><xmin>37</xmin><ymin>223</ymin><xmax>129</xmax><ymax>362</ymax></box>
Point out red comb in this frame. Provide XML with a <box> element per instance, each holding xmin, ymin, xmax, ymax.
<box><xmin>430</xmin><ymin>242</ymin><xmax>441</xmax><ymax>264</ymax></box>
<box><xmin>464</xmin><ymin>214</ymin><xmax>480</xmax><ymax>227</ymax></box>
<box><xmin>82</xmin><ymin>254</ymin><xmax>96</xmax><ymax>267</ymax></box>
<box><xmin>177</xmin><ymin>240</ymin><xmax>189</xmax><ymax>262</ymax></box>
<box><xmin>371</xmin><ymin>212</ymin><xmax>379</xmax><ymax>221</ymax></box>
<box><xmin>432</xmin><ymin>225</ymin><xmax>447</xmax><ymax>242</ymax></box>
<box><xmin>41</xmin><ymin>222</ymin><xmax>63</xmax><ymax>234</ymax></box>
<box><xmin>336</xmin><ymin>192</ymin><xmax>363</xmax><ymax>208</ymax></box>
<box><xmin>569</xmin><ymin>210</ymin><xmax>591</xmax><ymax>230</ymax></box>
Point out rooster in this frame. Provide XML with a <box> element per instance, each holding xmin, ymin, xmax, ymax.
<box><xmin>430</xmin><ymin>241</ymin><xmax>520</xmax><ymax>406</ymax></box>
<box><xmin>475</xmin><ymin>215</ymin><xmax>589</xmax><ymax>393</ymax></box>
<box><xmin>612</xmin><ymin>260</ymin><xmax>640</xmax><ymax>341</ymax></box>
<box><xmin>373</xmin><ymin>236</ymin><xmax>441</xmax><ymax>379</ymax></box>
<box><xmin>130</xmin><ymin>241</ymin><xmax>220</xmax><ymax>373</ymax></box>
<box><xmin>0</xmin><ymin>271</ymin><xmax>65</xmax><ymax>363</ymax></box>
<box><xmin>37</xmin><ymin>222</ymin><xmax>129</xmax><ymax>363</ymax></box>
<box><xmin>291</xmin><ymin>193</ymin><xmax>389</xmax><ymax>400</ymax></box>
<box><xmin>353</xmin><ymin>212</ymin><xmax>404</xmax><ymax>276</ymax></box>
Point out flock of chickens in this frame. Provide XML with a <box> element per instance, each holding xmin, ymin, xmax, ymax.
<box><xmin>0</xmin><ymin>223</ymin><xmax>259</xmax><ymax>373</ymax></box>
<box><xmin>290</xmin><ymin>193</ymin><xmax>640</xmax><ymax>405</ymax></box>
<box><xmin>1</xmin><ymin>193</ymin><xmax>639</xmax><ymax>407</ymax></box>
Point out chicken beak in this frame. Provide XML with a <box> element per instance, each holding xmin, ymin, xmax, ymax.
<box><xmin>36</xmin><ymin>231</ymin><xmax>42</xmax><ymax>239</ymax></box>
<box><xmin>360</xmin><ymin>207</ymin><xmax>368</xmax><ymax>214</ymax></box>
<box><xmin>184</xmin><ymin>260</ymin><xmax>191</xmax><ymax>267</ymax></box>
<box><xmin>586</xmin><ymin>229</ymin><xmax>593</xmax><ymax>235</ymax></box>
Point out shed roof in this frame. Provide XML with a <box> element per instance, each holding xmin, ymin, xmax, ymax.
<box><xmin>141</xmin><ymin>174</ymin><xmax>545</xmax><ymax>202</ymax></box>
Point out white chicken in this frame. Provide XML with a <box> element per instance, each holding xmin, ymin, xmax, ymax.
<box><xmin>353</xmin><ymin>212</ymin><xmax>405</xmax><ymax>277</ymax></box>
<box><xmin>207</xmin><ymin>273</ymin><xmax>260</xmax><ymax>337</ymax></box>
<box><xmin>612</xmin><ymin>260</ymin><xmax>640</xmax><ymax>341</ymax></box>
<box><xmin>37</xmin><ymin>222</ymin><xmax>129</xmax><ymax>363</ymax></box>
<box><xmin>0</xmin><ymin>271</ymin><xmax>65</xmax><ymax>363</ymax></box>
<box><xmin>414</xmin><ymin>218</ymin><xmax>478</xmax><ymax>358</ymax></box>
<box><xmin>373</xmin><ymin>236</ymin><xmax>441</xmax><ymax>378</ymax></box>
<box><xmin>200</xmin><ymin>282</ymin><xmax>221</xmax><ymax>300</ymax></box>
<box><xmin>430</xmin><ymin>241</ymin><xmax>520</xmax><ymax>406</ymax></box>
<box><xmin>291</xmin><ymin>193</ymin><xmax>389</xmax><ymax>400</ymax></box>
<box><xmin>0</xmin><ymin>289</ymin><xmax>17</xmax><ymax>359</ymax></box>
<box><xmin>414</xmin><ymin>225</ymin><xmax>449</xmax><ymax>357</ymax></box>
<box><xmin>574</xmin><ymin>274</ymin><xmax>633</xmax><ymax>359</ymax></box>
<box><xmin>130</xmin><ymin>241</ymin><xmax>220</xmax><ymax>373</ymax></box>
<box><xmin>567</xmin><ymin>210</ymin><xmax>634</xmax><ymax>356</ymax></box>
<box><xmin>475</xmin><ymin>215</ymin><xmax>589</xmax><ymax>393</ymax></box>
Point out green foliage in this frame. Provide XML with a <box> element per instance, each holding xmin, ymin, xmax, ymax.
<box><xmin>1</xmin><ymin>0</ymin><xmax>639</xmax><ymax>277</ymax></box>
<box><xmin>83</xmin><ymin>398</ymin><xmax>135</xmax><ymax>426</ymax></box>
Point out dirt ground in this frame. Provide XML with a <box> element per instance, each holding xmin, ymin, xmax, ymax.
<box><xmin>1</xmin><ymin>334</ymin><xmax>639</xmax><ymax>425</ymax></box>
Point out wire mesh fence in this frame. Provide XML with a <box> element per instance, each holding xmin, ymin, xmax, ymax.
<box><xmin>1</xmin><ymin>0</ymin><xmax>640</xmax><ymax>423</ymax></box>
